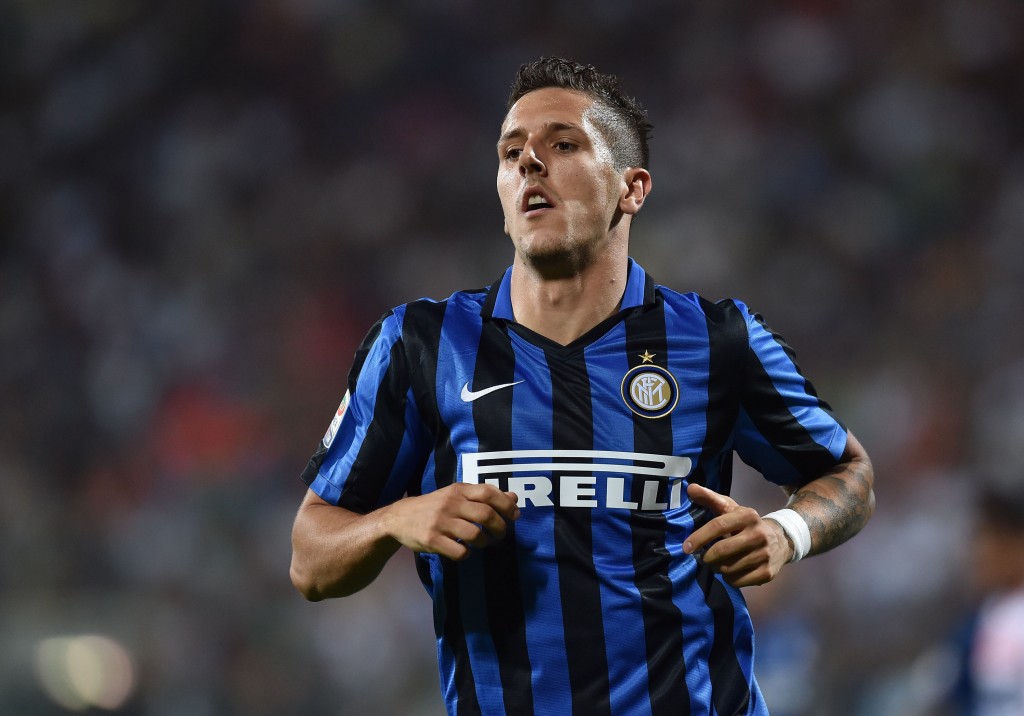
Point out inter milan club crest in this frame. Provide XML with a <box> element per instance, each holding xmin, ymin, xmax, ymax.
<box><xmin>621</xmin><ymin>355</ymin><xmax>679</xmax><ymax>419</ymax></box>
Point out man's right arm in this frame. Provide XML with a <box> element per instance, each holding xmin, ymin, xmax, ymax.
<box><xmin>290</xmin><ymin>484</ymin><xmax>520</xmax><ymax>601</ymax></box>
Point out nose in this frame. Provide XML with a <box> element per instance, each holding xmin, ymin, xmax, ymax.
<box><xmin>518</xmin><ymin>143</ymin><xmax>546</xmax><ymax>176</ymax></box>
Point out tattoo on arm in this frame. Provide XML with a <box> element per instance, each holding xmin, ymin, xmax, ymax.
<box><xmin>787</xmin><ymin>457</ymin><xmax>875</xmax><ymax>556</ymax></box>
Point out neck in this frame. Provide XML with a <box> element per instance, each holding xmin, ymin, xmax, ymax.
<box><xmin>509</xmin><ymin>239</ymin><xmax>630</xmax><ymax>345</ymax></box>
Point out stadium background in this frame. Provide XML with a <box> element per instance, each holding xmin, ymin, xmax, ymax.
<box><xmin>2</xmin><ymin>1</ymin><xmax>1023</xmax><ymax>714</ymax></box>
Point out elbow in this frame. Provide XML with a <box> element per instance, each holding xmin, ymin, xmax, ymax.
<box><xmin>289</xmin><ymin>497</ymin><xmax>386</xmax><ymax>600</ymax></box>
<box><xmin>857</xmin><ymin>451</ymin><xmax>876</xmax><ymax>521</ymax></box>
<box><xmin>289</xmin><ymin>551</ymin><xmax>363</xmax><ymax>601</ymax></box>
<box><xmin>854</xmin><ymin>453</ymin><xmax>877</xmax><ymax>533</ymax></box>
<box><xmin>289</xmin><ymin>557</ymin><xmax>324</xmax><ymax>602</ymax></box>
<box><xmin>845</xmin><ymin>430</ymin><xmax>877</xmax><ymax>521</ymax></box>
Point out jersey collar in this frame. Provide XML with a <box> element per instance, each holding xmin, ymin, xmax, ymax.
<box><xmin>480</xmin><ymin>257</ymin><xmax>656</xmax><ymax>321</ymax></box>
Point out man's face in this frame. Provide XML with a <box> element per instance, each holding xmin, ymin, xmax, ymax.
<box><xmin>496</xmin><ymin>87</ymin><xmax>626</xmax><ymax>268</ymax></box>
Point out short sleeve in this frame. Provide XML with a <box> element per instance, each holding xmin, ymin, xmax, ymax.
<box><xmin>731</xmin><ymin>301</ymin><xmax>847</xmax><ymax>487</ymax></box>
<box><xmin>300</xmin><ymin>309</ymin><xmax>430</xmax><ymax>512</ymax></box>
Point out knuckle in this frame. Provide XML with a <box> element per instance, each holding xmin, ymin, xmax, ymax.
<box><xmin>441</xmin><ymin>490</ymin><xmax>464</xmax><ymax>509</ymax></box>
<box><xmin>421</xmin><ymin>534</ymin><xmax>443</xmax><ymax>552</ymax></box>
<box><xmin>736</xmin><ymin>506</ymin><xmax>759</xmax><ymax>522</ymax></box>
<box><xmin>430</xmin><ymin>515</ymin><xmax>454</xmax><ymax>537</ymax></box>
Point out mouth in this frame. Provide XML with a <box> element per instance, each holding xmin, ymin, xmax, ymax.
<box><xmin>521</xmin><ymin>186</ymin><xmax>555</xmax><ymax>216</ymax></box>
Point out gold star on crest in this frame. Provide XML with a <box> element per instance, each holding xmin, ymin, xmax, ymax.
<box><xmin>639</xmin><ymin>350</ymin><xmax>656</xmax><ymax>364</ymax></box>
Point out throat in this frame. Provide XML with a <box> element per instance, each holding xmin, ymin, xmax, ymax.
<box><xmin>508</xmin><ymin>237</ymin><xmax>630</xmax><ymax>345</ymax></box>
<box><xmin>511</xmin><ymin>276</ymin><xmax>624</xmax><ymax>346</ymax></box>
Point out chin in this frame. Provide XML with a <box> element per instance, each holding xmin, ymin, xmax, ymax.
<box><xmin>515</xmin><ymin>236</ymin><xmax>593</xmax><ymax>276</ymax></box>
<box><xmin>516</xmin><ymin>232</ymin><xmax>569</xmax><ymax>258</ymax></box>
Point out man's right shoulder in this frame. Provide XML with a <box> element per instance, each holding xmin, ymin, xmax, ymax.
<box><xmin>392</xmin><ymin>285</ymin><xmax>491</xmax><ymax>327</ymax></box>
<box><xmin>369</xmin><ymin>285</ymin><xmax>492</xmax><ymax>353</ymax></box>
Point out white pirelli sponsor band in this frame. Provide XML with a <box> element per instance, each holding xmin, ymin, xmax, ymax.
<box><xmin>461</xmin><ymin>450</ymin><xmax>694</xmax><ymax>510</ymax></box>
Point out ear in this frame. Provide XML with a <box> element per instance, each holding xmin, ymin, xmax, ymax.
<box><xmin>503</xmin><ymin>219</ymin><xmax>509</xmax><ymax>236</ymax></box>
<box><xmin>618</xmin><ymin>168</ymin><xmax>652</xmax><ymax>216</ymax></box>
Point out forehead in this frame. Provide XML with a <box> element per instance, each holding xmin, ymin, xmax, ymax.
<box><xmin>500</xmin><ymin>87</ymin><xmax>596</xmax><ymax>136</ymax></box>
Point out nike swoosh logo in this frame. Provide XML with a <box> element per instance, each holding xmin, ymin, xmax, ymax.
<box><xmin>460</xmin><ymin>380</ymin><xmax>524</xmax><ymax>402</ymax></box>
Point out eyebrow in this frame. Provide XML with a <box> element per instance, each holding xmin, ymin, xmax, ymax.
<box><xmin>496</xmin><ymin>121</ymin><xmax>583</xmax><ymax>148</ymax></box>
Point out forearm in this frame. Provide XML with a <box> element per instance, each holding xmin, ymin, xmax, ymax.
<box><xmin>785</xmin><ymin>431</ymin><xmax>875</xmax><ymax>557</ymax></box>
<box><xmin>290</xmin><ymin>494</ymin><xmax>402</xmax><ymax>601</ymax></box>
<box><xmin>290</xmin><ymin>483</ymin><xmax>521</xmax><ymax>600</ymax></box>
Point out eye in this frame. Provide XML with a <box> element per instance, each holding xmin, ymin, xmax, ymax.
<box><xmin>554</xmin><ymin>140</ymin><xmax>576</xmax><ymax>152</ymax></box>
<box><xmin>504</xmin><ymin>147</ymin><xmax>522</xmax><ymax>161</ymax></box>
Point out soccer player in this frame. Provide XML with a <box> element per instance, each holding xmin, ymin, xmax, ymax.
<box><xmin>290</xmin><ymin>57</ymin><xmax>875</xmax><ymax>716</ymax></box>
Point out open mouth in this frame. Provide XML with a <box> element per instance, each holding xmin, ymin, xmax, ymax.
<box><xmin>521</xmin><ymin>187</ymin><xmax>554</xmax><ymax>214</ymax></box>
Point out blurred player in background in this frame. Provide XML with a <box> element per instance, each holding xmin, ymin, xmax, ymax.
<box><xmin>290</xmin><ymin>57</ymin><xmax>875</xmax><ymax>715</ymax></box>
<box><xmin>946</xmin><ymin>481</ymin><xmax>1024</xmax><ymax>715</ymax></box>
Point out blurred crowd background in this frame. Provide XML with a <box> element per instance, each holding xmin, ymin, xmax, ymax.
<box><xmin>2</xmin><ymin>1</ymin><xmax>1023</xmax><ymax>714</ymax></box>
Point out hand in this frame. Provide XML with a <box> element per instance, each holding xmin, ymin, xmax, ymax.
<box><xmin>380</xmin><ymin>483</ymin><xmax>520</xmax><ymax>561</ymax></box>
<box><xmin>682</xmin><ymin>483</ymin><xmax>792</xmax><ymax>587</ymax></box>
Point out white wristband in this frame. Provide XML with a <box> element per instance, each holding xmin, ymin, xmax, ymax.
<box><xmin>763</xmin><ymin>508</ymin><xmax>811</xmax><ymax>563</ymax></box>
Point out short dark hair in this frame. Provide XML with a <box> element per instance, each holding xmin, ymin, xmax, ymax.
<box><xmin>506</xmin><ymin>57</ymin><xmax>653</xmax><ymax>170</ymax></box>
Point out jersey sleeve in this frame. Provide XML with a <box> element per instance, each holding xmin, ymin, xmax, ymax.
<box><xmin>731</xmin><ymin>300</ymin><xmax>848</xmax><ymax>487</ymax></box>
<box><xmin>300</xmin><ymin>309</ymin><xmax>430</xmax><ymax>513</ymax></box>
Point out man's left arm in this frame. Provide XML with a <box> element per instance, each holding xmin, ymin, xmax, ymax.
<box><xmin>782</xmin><ymin>430</ymin><xmax>875</xmax><ymax>557</ymax></box>
<box><xmin>683</xmin><ymin>430</ymin><xmax>874</xmax><ymax>587</ymax></box>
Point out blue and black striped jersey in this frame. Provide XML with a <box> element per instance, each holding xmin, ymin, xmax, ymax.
<box><xmin>302</xmin><ymin>259</ymin><xmax>847</xmax><ymax>716</ymax></box>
